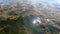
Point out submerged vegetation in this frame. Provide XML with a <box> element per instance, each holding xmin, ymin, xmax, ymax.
<box><xmin>0</xmin><ymin>1</ymin><xmax>60</xmax><ymax>34</ymax></box>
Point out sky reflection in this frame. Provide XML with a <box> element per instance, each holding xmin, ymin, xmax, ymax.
<box><xmin>0</xmin><ymin>0</ymin><xmax>60</xmax><ymax>6</ymax></box>
<box><xmin>0</xmin><ymin>0</ymin><xmax>13</xmax><ymax>5</ymax></box>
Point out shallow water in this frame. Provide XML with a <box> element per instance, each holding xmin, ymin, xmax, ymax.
<box><xmin>0</xmin><ymin>0</ymin><xmax>60</xmax><ymax>34</ymax></box>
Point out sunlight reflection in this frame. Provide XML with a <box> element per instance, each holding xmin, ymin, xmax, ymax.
<box><xmin>33</xmin><ymin>17</ymin><xmax>42</xmax><ymax>24</ymax></box>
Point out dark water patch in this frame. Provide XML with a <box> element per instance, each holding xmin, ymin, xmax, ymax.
<box><xmin>52</xmin><ymin>20</ymin><xmax>60</xmax><ymax>26</ymax></box>
<box><xmin>48</xmin><ymin>25</ymin><xmax>60</xmax><ymax>32</ymax></box>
